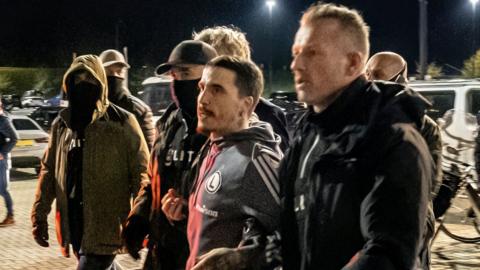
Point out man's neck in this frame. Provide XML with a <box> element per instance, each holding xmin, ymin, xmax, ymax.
<box><xmin>312</xmin><ymin>76</ymin><xmax>365</xmax><ymax>113</ymax></box>
<box><xmin>209</xmin><ymin>121</ymin><xmax>249</xmax><ymax>140</ymax></box>
<box><xmin>312</xmin><ymin>88</ymin><xmax>345</xmax><ymax>113</ymax></box>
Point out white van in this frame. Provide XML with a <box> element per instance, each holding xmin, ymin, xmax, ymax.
<box><xmin>410</xmin><ymin>79</ymin><xmax>480</xmax><ymax>167</ymax></box>
<box><xmin>137</xmin><ymin>75</ymin><xmax>173</xmax><ymax>123</ymax></box>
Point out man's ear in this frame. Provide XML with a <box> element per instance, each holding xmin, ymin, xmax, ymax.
<box><xmin>346</xmin><ymin>52</ymin><xmax>364</xmax><ymax>77</ymax></box>
<box><xmin>241</xmin><ymin>96</ymin><xmax>255</xmax><ymax>118</ymax></box>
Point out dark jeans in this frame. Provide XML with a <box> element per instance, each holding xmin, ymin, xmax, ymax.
<box><xmin>77</xmin><ymin>253</ymin><xmax>117</xmax><ymax>270</ymax></box>
<box><xmin>0</xmin><ymin>159</ymin><xmax>13</xmax><ymax>215</ymax></box>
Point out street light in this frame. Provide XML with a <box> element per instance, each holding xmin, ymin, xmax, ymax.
<box><xmin>266</xmin><ymin>0</ymin><xmax>276</xmax><ymax>92</ymax></box>
<box><xmin>418</xmin><ymin>0</ymin><xmax>428</xmax><ymax>79</ymax></box>
<box><xmin>266</xmin><ymin>0</ymin><xmax>276</xmax><ymax>16</ymax></box>
<box><xmin>471</xmin><ymin>0</ymin><xmax>479</xmax><ymax>9</ymax></box>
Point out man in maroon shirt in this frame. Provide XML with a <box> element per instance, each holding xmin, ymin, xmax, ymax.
<box><xmin>162</xmin><ymin>56</ymin><xmax>282</xmax><ymax>270</ymax></box>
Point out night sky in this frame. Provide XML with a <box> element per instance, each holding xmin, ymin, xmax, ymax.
<box><xmin>0</xmin><ymin>0</ymin><xmax>478</xmax><ymax>75</ymax></box>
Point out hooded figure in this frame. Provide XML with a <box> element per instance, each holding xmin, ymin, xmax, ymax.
<box><xmin>31</xmin><ymin>55</ymin><xmax>149</xmax><ymax>269</ymax></box>
<box><xmin>99</xmin><ymin>49</ymin><xmax>155</xmax><ymax>150</ymax></box>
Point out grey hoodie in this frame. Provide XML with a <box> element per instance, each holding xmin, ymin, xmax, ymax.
<box><xmin>186</xmin><ymin>121</ymin><xmax>283</xmax><ymax>269</ymax></box>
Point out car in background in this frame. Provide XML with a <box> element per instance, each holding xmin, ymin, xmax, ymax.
<box><xmin>21</xmin><ymin>89</ymin><xmax>46</xmax><ymax>107</ymax></box>
<box><xmin>1</xmin><ymin>94</ymin><xmax>21</xmax><ymax>111</ymax></box>
<box><xmin>269</xmin><ymin>91</ymin><xmax>298</xmax><ymax>101</ymax></box>
<box><xmin>21</xmin><ymin>97</ymin><xmax>46</xmax><ymax>107</ymax></box>
<box><xmin>45</xmin><ymin>93</ymin><xmax>63</xmax><ymax>107</ymax></box>
<box><xmin>9</xmin><ymin>107</ymin><xmax>38</xmax><ymax>116</ymax></box>
<box><xmin>138</xmin><ymin>75</ymin><xmax>173</xmax><ymax>123</ymax></box>
<box><xmin>410</xmin><ymin>79</ymin><xmax>480</xmax><ymax>172</ymax></box>
<box><xmin>269</xmin><ymin>91</ymin><xmax>307</xmax><ymax>136</ymax></box>
<box><xmin>10</xmin><ymin>114</ymin><xmax>49</xmax><ymax>173</ymax></box>
<box><xmin>29</xmin><ymin>106</ymin><xmax>64</xmax><ymax>132</ymax></box>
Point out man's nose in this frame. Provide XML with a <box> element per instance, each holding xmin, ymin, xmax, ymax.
<box><xmin>198</xmin><ymin>89</ymin><xmax>209</xmax><ymax>105</ymax></box>
<box><xmin>290</xmin><ymin>54</ymin><xmax>304</xmax><ymax>72</ymax></box>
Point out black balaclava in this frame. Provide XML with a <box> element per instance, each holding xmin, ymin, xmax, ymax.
<box><xmin>107</xmin><ymin>76</ymin><xmax>126</xmax><ymax>102</ymax></box>
<box><xmin>172</xmin><ymin>78</ymin><xmax>201</xmax><ymax>118</ymax></box>
<box><xmin>68</xmin><ymin>80</ymin><xmax>101</xmax><ymax>134</ymax></box>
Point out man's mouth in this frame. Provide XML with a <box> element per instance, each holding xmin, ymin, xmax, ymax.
<box><xmin>295</xmin><ymin>79</ymin><xmax>308</xmax><ymax>89</ymax></box>
<box><xmin>294</xmin><ymin>75</ymin><xmax>308</xmax><ymax>87</ymax></box>
<box><xmin>198</xmin><ymin>107</ymin><xmax>214</xmax><ymax>118</ymax></box>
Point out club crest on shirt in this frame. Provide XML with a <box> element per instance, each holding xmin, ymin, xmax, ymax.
<box><xmin>205</xmin><ymin>171</ymin><xmax>222</xmax><ymax>194</ymax></box>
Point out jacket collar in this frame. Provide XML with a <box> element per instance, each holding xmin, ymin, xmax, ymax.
<box><xmin>305</xmin><ymin>76</ymin><xmax>371</xmax><ymax>133</ymax></box>
<box><xmin>210</xmin><ymin>121</ymin><xmax>281</xmax><ymax>151</ymax></box>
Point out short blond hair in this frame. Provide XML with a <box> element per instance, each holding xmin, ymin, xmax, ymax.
<box><xmin>193</xmin><ymin>26</ymin><xmax>251</xmax><ymax>61</ymax></box>
<box><xmin>302</xmin><ymin>2</ymin><xmax>370</xmax><ymax>60</ymax></box>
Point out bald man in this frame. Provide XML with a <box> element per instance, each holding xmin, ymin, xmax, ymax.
<box><xmin>367</xmin><ymin>51</ymin><xmax>442</xmax><ymax>270</ymax></box>
<box><xmin>366</xmin><ymin>51</ymin><xmax>442</xmax><ymax>194</ymax></box>
<box><xmin>366</xmin><ymin>51</ymin><xmax>408</xmax><ymax>83</ymax></box>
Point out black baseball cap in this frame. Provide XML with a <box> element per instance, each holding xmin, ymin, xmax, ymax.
<box><xmin>155</xmin><ymin>40</ymin><xmax>217</xmax><ymax>76</ymax></box>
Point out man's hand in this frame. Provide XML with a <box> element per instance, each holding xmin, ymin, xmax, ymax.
<box><xmin>192</xmin><ymin>248</ymin><xmax>245</xmax><ymax>270</ymax></box>
<box><xmin>0</xmin><ymin>153</ymin><xmax>4</xmax><ymax>160</ymax></box>
<box><xmin>161</xmin><ymin>188</ymin><xmax>187</xmax><ymax>222</ymax></box>
<box><xmin>122</xmin><ymin>215</ymin><xmax>149</xmax><ymax>260</ymax></box>
<box><xmin>32</xmin><ymin>222</ymin><xmax>49</xmax><ymax>247</ymax></box>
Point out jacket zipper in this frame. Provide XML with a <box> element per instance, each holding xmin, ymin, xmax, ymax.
<box><xmin>299</xmin><ymin>134</ymin><xmax>320</xmax><ymax>179</ymax></box>
<box><xmin>192</xmin><ymin>144</ymin><xmax>221</xmax><ymax>206</ymax></box>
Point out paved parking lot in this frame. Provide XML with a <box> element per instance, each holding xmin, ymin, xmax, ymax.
<box><xmin>0</xmin><ymin>169</ymin><xmax>479</xmax><ymax>269</ymax></box>
<box><xmin>0</xmin><ymin>170</ymin><xmax>145</xmax><ymax>270</ymax></box>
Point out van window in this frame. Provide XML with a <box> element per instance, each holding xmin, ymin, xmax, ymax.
<box><xmin>139</xmin><ymin>83</ymin><xmax>173</xmax><ymax>116</ymax></box>
<box><xmin>417</xmin><ymin>90</ymin><xmax>455</xmax><ymax>120</ymax></box>
<box><xmin>467</xmin><ymin>89</ymin><xmax>480</xmax><ymax>115</ymax></box>
<box><xmin>12</xmin><ymin>119</ymin><xmax>39</xmax><ymax>130</ymax></box>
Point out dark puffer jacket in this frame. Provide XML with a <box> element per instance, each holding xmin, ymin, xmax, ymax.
<box><xmin>128</xmin><ymin>103</ymin><xmax>207</xmax><ymax>270</ymax></box>
<box><xmin>108</xmin><ymin>83</ymin><xmax>155</xmax><ymax>150</ymax></box>
<box><xmin>420</xmin><ymin>114</ymin><xmax>443</xmax><ymax>197</ymax></box>
<box><xmin>280</xmin><ymin>77</ymin><xmax>432</xmax><ymax>270</ymax></box>
<box><xmin>255</xmin><ymin>98</ymin><xmax>290</xmax><ymax>152</ymax></box>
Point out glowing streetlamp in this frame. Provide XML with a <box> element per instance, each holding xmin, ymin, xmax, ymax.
<box><xmin>266</xmin><ymin>0</ymin><xmax>276</xmax><ymax>15</ymax></box>
<box><xmin>471</xmin><ymin>0</ymin><xmax>479</xmax><ymax>9</ymax></box>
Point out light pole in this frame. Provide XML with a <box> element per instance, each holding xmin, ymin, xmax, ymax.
<box><xmin>418</xmin><ymin>0</ymin><xmax>428</xmax><ymax>79</ymax></box>
<box><xmin>266</xmin><ymin>0</ymin><xmax>276</xmax><ymax>92</ymax></box>
<box><xmin>471</xmin><ymin>0</ymin><xmax>479</xmax><ymax>77</ymax></box>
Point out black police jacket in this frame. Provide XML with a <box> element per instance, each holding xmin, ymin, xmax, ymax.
<box><xmin>280</xmin><ymin>77</ymin><xmax>433</xmax><ymax>270</ymax></box>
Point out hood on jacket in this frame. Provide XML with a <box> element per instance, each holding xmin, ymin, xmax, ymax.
<box><xmin>304</xmin><ymin>77</ymin><xmax>430</xmax><ymax>134</ymax></box>
<box><xmin>371</xmin><ymin>80</ymin><xmax>431</xmax><ymax>129</ymax></box>
<box><xmin>61</xmin><ymin>55</ymin><xmax>109</xmax><ymax>125</ymax></box>
<box><xmin>296</xmin><ymin>77</ymin><xmax>431</xmax><ymax>159</ymax></box>
<box><xmin>212</xmin><ymin>121</ymin><xmax>282</xmax><ymax>153</ymax></box>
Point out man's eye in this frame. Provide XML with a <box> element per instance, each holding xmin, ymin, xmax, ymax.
<box><xmin>305</xmin><ymin>50</ymin><xmax>316</xmax><ymax>57</ymax></box>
